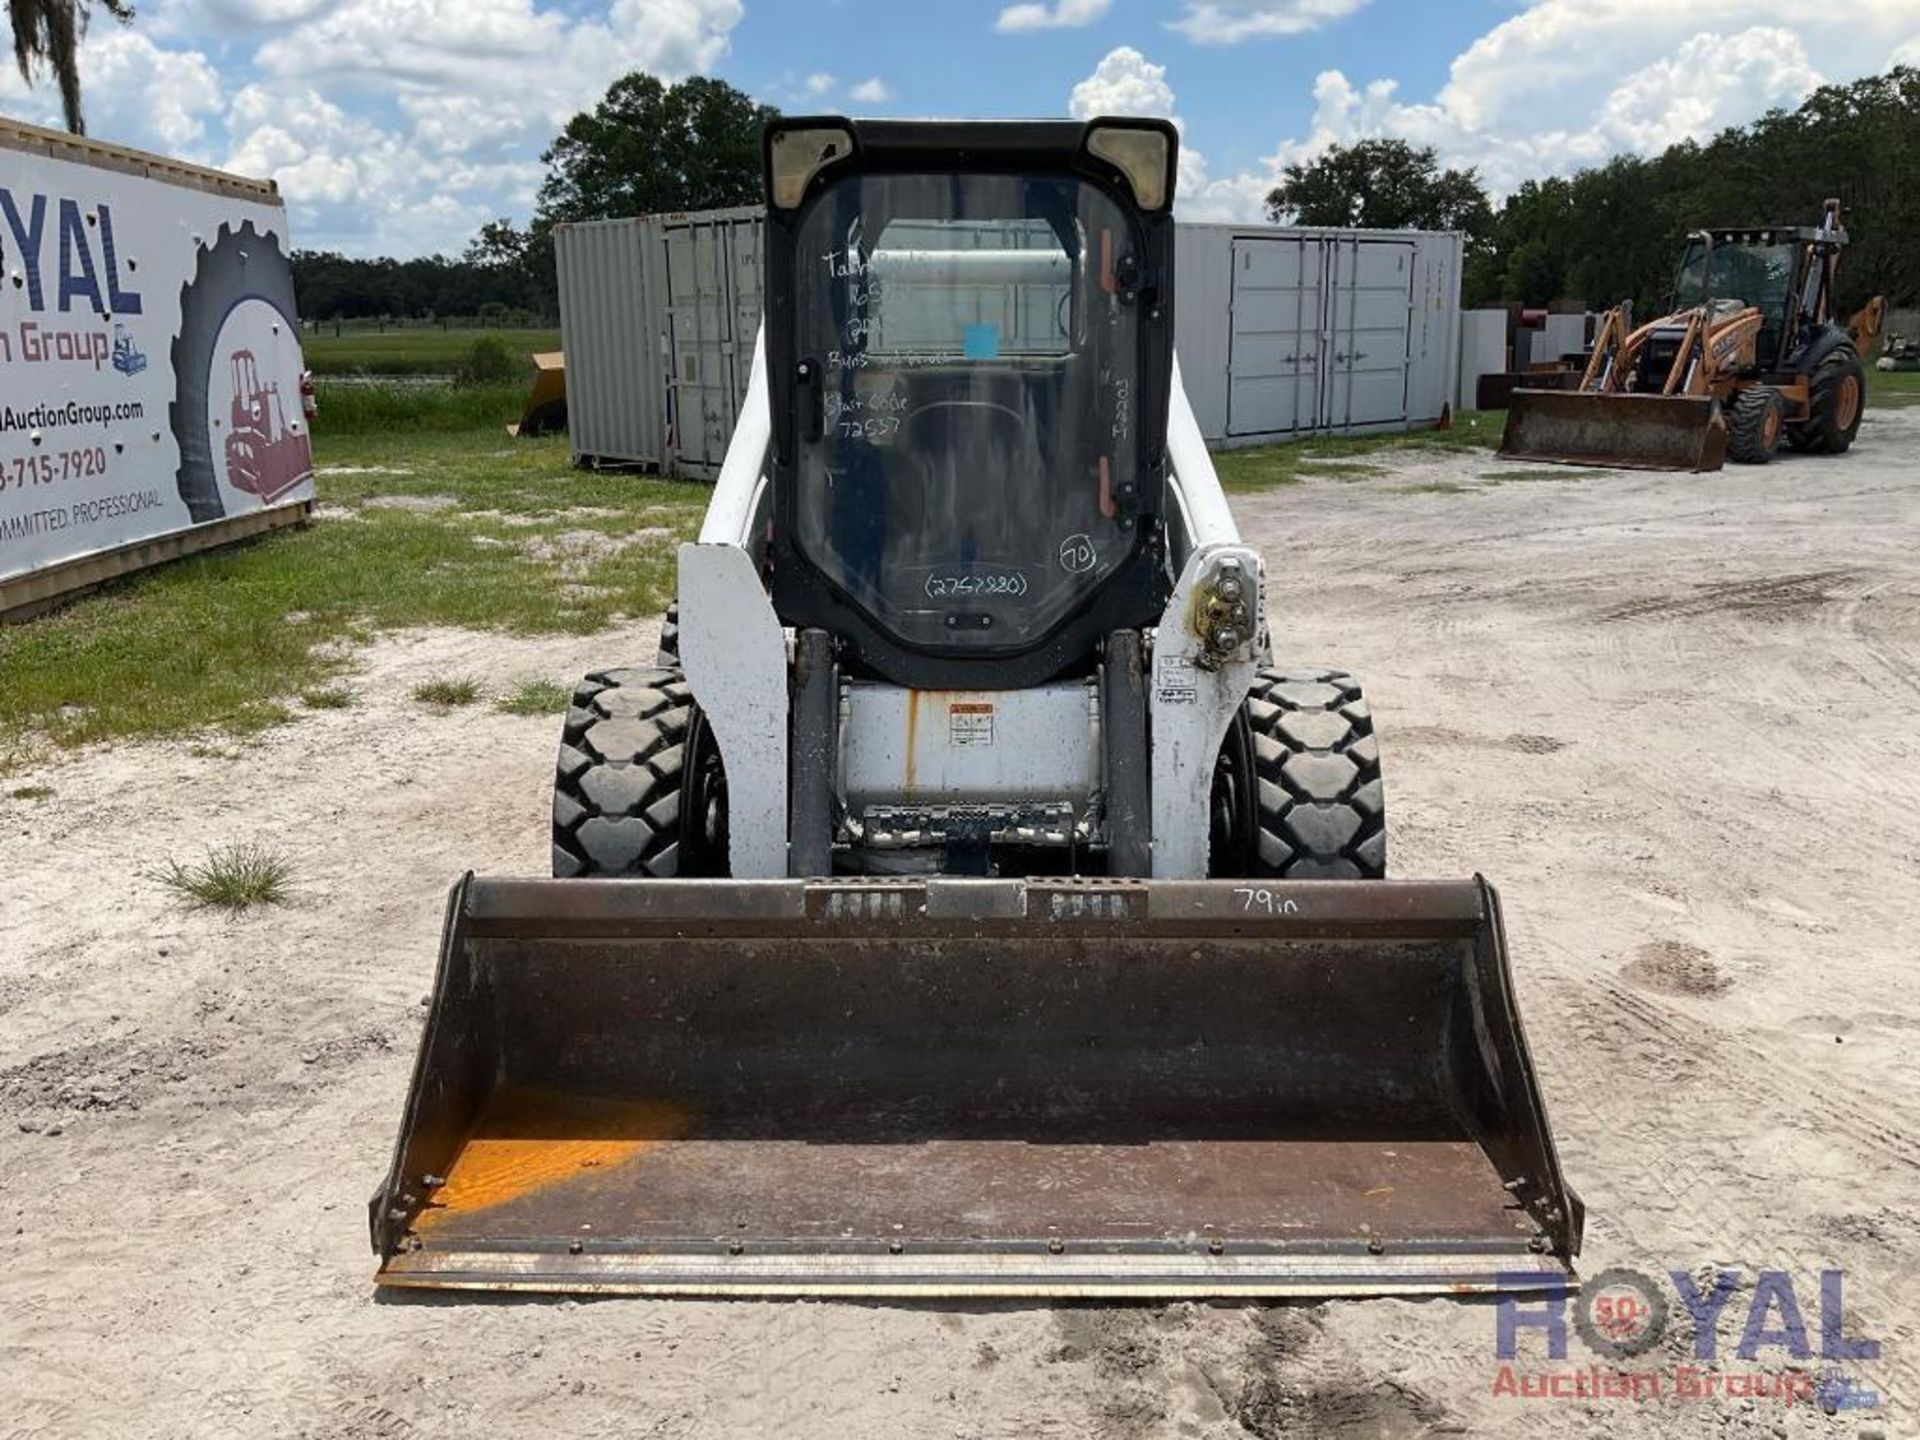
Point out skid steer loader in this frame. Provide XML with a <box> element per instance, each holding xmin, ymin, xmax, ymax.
<box><xmin>371</xmin><ymin>117</ymin><xmax>1582</xmax><ymax>1298</ymax></box>
<box><xmin>1500</xmin><ymin>200</ymin><xmax>1869</xmax><ymax>472</ymax></box>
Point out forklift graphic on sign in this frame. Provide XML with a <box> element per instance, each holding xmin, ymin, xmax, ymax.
<box><xmin>111</xmin><ymin>324</ymin><xmax>148</xmax><ymax>376</ymax></box>
<box><xmin>222</xmin><ymin>349</ymin><xmax>313</xmax><ymax>502</ymax></box>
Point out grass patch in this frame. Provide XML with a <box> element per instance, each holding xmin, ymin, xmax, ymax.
<box><xmin>303</xmin><ymin>326</ymin><xmax>560</xmax><ymax>378</ymax></box>
<box><xmin>497</xmin><ymin>678</ymin><xmax>572</xmax><ymax>716</ymax></box>
<box><xmin>299</xmin><ymin>685</ymin><xmax>355</xmax><ymax>710</ymax></box>
<box><xmin>413</xmin><ymin>676</ymin><xmax>482</xmax><ymax>707</ymax></box>
<box><xmin>1394</xmin><ymin>481</ymin><xmax>1476</xmax><ymax>496</ymax></box>
<box><xmin>1216</xmin><ymin>411</ymin><xmax>1503</xmax><ymax>492</ymax></box>
<box><xmin>311</xmin><ymin>380</ymin><xmax>526</xmax><ymax>435</ymax></box>
<box><xmin>8</xmin><ymin>784</ymin><xmax>54</xmax><ymax>800</ymax></box>
<box><xmin>1868</xmin><ymin>367</ymin><xmax>1920</xmax><ymax>409</ymax></box>
<box><xmin>0</xmin><ymin>427</ymin><xmax>702</xmax><ymax>756</ymax></box>
<box><xmin>156</xmin><ymin>841</ymin><xmax>293</xmax><ymax>911</ymax></box>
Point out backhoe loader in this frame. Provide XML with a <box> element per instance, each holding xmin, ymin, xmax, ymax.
<box><xmin>370</xmin><ymin>117</ymin><xmax>1582</xmax><ymax>1298</ymax></box>
<box><xmin>1501</xmin><ymin>200</ymin><xmax>1868</xmax><ymax>471</ymax></box>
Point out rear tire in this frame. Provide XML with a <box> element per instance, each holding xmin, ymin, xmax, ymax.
<box><xmin>551</xmin><ymin>667</ymin><xmax>726</xmax><ymax>878</ymax></box>
<box><xmin>1788</xmin><ymin>344</ymin><xmax>1866</xmax><ymax>455</ymax></box>
<box><xmin>1726</xmin><ymin>385</ymin><xmax>1784</xmax><ymax>464</ymax></box>
<box><xmin>1243</xmin><ymin>667</ymin><xmax>1387</xmax><ymax>879</ymax></box>
<box><xmin>655</xmin><ymin>602</ymin><xmax>679</xmax><ymax>667</ymax></box>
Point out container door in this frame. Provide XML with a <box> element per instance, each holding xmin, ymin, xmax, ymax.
<box><xmin>664</xmin><ymin>219</ymin><xmax>749</xmax><ymax>476</ymax></box>
<box><xmin>724</xmin><ymin>214</ymin><xmax>765</xmax><ymax>433</ymax></box>
<box><xmin>1321</xmin><ymin>238</ymin><xmax>1414</xmax><ymax>430</ymax></box>
<box><xmin>1225</xmin><ymin>236</ymin><xmax>1325</xmax><ymax>437</ymax></box>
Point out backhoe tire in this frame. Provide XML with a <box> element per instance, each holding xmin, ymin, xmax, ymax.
<box><xmin>1727</xmin><ymin>386</ymin><xmax>1784</xmax><ymax>464</ymax></box>
<box><xmin>1245</xmin><ymin>667</ymin><xmax>1386</xmax><ymax>880</ymax></box>
<box><xmin>1788</xmin><ymin>344</ymin><xmax>1866</xmax><ymax>455</ymax></box>
<box><xmin>552</xmin><ymin>667</ymin><xmax>725</xmax><ymax>878</ymax></box>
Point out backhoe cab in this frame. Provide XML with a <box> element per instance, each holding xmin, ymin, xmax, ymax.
<box><xmin>1501</xmin><ymin>199</ymin><xmax>1869</xmax><ymax>471</ymax></box>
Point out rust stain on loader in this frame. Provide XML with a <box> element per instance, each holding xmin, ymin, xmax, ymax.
<box><xmin>418</xmin><ymin>1088</ymin><xmax>695</xmax><ymax>1224</ymax></box>
<box><xmin>903</xmin><ymin>690</ymin><xmax>920</xmax><ymax>795</ymax></box>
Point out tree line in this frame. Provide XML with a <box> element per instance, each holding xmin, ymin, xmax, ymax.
<box><xmin>1272</xmin><ymin>68</ymin><xmax>1919</xmax><ymax>316</ymax></box>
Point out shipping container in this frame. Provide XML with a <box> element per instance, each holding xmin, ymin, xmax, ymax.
<box><xmin>554</xmin><ymin>207</ymin><xmax>762</xmax><ymax>477</ymax></box>
<box><xmin>0</xmin><ymin>118</ymin><xmax>313</xmax><ymax>618</ymax></box>
<box><xmin>1173</xmin><ymin>222</ymin><xmax>1463</xmax><ymax>446</ymax></box>
<box><xmin>555</xmin><ymin>209</ymin><xmax>1463</xmax><ymax>477</ymax></box>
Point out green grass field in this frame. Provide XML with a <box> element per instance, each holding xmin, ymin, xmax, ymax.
<box><xmin>302</xmin><ymin>326</ymin><xmax>561</xmax><ymax>377</ymax></box>
<box><xmin>0</xmin><ymin>428</ymin><xmax>703</xmax><ymax>771</ymax></box>
<box><xmin>311</xmin><ymin>379</ymin><xmax>528</xmax><ymax>434</ymax></box>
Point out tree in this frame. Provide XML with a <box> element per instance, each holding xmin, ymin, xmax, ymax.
<box><xmin>1265</xmin><ymin>138</ymin><xmax>1494</xmax><ymax>239</ymax></box>
<box><xmin>465</xmin><ymin>219</ymin><xmax>531</xmax><ymax>273</ymax></box>
<box><xmin>535</xmin><ymin>73</ymin><xmax>778</xmax><ymax>228</ymax></box>
<box><xmin>7</xmin><ymin>0</ymin><xmax>133</xmax><ymax>135</ymax></box>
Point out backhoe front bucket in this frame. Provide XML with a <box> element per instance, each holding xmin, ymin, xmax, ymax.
<box><xmin>1499</xmin><ymin>387</ymin><xmax>1727</xmax><ymax>472</ymax></box>
<box><xmin>371</xmin><ymin>876</ymin><xmax>1582</xmax><ymax>1298</ymax></box>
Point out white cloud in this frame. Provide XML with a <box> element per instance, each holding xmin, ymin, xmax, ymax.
<box><xmin>996</xmin><ymin>0</ymin><xmax>1109</xmax><ymax>33</ymax></box>
<box><xmin>1170</xmin><ymin>0</ymin><xmax>1369</xmax><ymax>45</ymax></box>
<box><xmin>805</xmin><ymin>72</ymin><xmax>838</xmax><ymax>96</ymax></box>
<box><xmin>0</xmin><ymin>28</ymin><xmax>223</xmax><ymax>156</ymax></box>
<box><xmin>1068</xmin><ymin>47</ymin><xmax>1176</xmax><ymax>120</ymax></box>
<box><xmin>1066</xmin><ymin>48</ymin><xmax>1265</xmax><ymax>221</ymax></box>
<box><xmin>1594</xmin><ymin>29</ymin><xmax>1819</xmax><ymax>155</ymax></box>
<box><xmin>847</xmin><ymin>76</ymin><xmax>894</xmax><ymax>104</ymax></box>
<box><xmin>223</xmin><ymin>0</ymin><xmax>743</xmax><ymax>252</ymax></box>
<box><xmin>1433</xmin><ymin>0</ymin><xmax>1910</xmax><ymax>137</ymax></box>
<box><xmin>253</xmin><ymin>0</ymin><xmax>741</xmax><ymax>100</ymax></box>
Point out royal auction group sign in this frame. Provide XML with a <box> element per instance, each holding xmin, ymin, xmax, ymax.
<box><xmin>1</xmin><ymin>120</ymin><xmax>313</xmax><ymax>587</ymax></box>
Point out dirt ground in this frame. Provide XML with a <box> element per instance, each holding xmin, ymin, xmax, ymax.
<box><xmin>5</xmin><ymin>410</ymin><xmax>1918</xmax><ymax>1439</ymax></box>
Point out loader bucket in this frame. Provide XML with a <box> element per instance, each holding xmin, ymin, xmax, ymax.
<box><xmin>371</xmin><ymin>876</ymin><xmax>1582</xmax><ymax>1298</ymax></box>
<box><xmin>1498</xmin><ymin>388</ymin><xmax>1727</xmax><ymax>472</ymax></box>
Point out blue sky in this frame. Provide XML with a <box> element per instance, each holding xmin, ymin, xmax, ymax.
<box><xmin>5</xmin><ymin>0</ymin><xmax>1918</xmax><ymax>257</ymax></box>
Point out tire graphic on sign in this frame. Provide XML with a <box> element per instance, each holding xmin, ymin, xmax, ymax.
<box><xmin>169</xmin><ymin>221</ymin><xmax>312</xmax><ymax>524</ymax></box>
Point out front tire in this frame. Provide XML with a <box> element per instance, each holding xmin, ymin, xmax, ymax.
<box><xmin>1243</xmin><ymin>667</ymin><xmax>1387</xmax><ymax>879</ymax></box>
<box><xmin>1727</xmin><ymin>385</ymin><xmax>1784</xmax><ymax>464</ymax></box>
<box><xmin>1789</xmin><ymin>344</ymin><xmax>1866</xmax><ymax>455</ymax></box>
<box><xmin>551</xmin><ymin>667</ymin><xmax>726</xmax><ymax>877</ymax></box>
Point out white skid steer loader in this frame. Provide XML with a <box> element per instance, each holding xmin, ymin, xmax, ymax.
<box><xmin>371</xmin><ymin>116</ymin><xmax>1582</xmax><ymax>1299</ymax></box>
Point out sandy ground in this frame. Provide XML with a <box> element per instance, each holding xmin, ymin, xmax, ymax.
<box><xmin>4</xmin><ymin>410</ymin><xmax>1919</xmax><ymax>1438</ymax></box>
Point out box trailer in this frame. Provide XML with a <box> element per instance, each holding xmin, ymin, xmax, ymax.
<box><xmin>0</xmin><ymin>118</ymin><xmax>314</xmax><ymax>618</ymax></box>
<box><xmin>555</xmin><ymin>208</ymin><xmax>1463</xmax><ymax>478</ymax></box>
